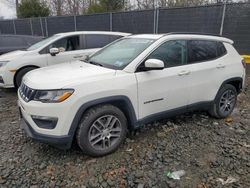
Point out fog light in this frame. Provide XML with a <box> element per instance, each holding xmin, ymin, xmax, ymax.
<box><xmin>31</xmin><ymin>115</ymin><xmax>58</xmax><ymax>129</ymax></box>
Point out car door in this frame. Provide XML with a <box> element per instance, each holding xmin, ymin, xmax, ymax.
<box><xmin>46</xmin><ymin>35</ymin><xmax>85</xmax><ymax>66</ymax></box>
<box><xmin>187</xmin><ymin>40</ymin><xmax>228</xmax><ymax>105</ymax></box>
<box><xmin>135</xmin><ymin>40</ymin><xmax>193</xmax><ymax>120</ymax></box>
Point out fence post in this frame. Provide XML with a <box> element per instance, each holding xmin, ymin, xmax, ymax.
<box><xmin>40</xmin><ymin>17</ymin><xmax>44</xmax><ymax>37</ymax></box>
<box><xmin>74</xmin><ymin>15</ymin><xmax>77</xmax><ymax>31</ymax></box>
<box><xmin>220</xmin><ymin>3</ymin><xmax>227</xmax><ymax>36</ymax></box>
<box><xmin>110</xmin><ymin>12</ymin><xmax>113</xmax><ymax>31</ymax></box>
<box><xmin>30</xmin><ymin>18</ymin><xmax>33</xmax><ymax>35</ymax></box>
<box><xmin>153</xmin><ymin>8</ymin><xmax>156</xmax><ymax>33</ymax></box>
<box><xmin>45</xmin><ymin>17</ymin><xmax>48</xmax><ymax>37</ymax></box>
<box><xmin>13</xmin><ymin>20</ymin><xmax>16</xmax><ymax>34</ymax></box>
<box><xmin>155</xmin><ymin>8</ymin><xmax>159</xmax><ymax>34</ymax></box>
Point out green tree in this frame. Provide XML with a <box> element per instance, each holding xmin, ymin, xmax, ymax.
<box><xmin>88</xmin><ymin>0</ymin><xmax>125</xmax><ymax>14</ymax></box>
<box><xmin>17</xmin><ymin>0</ymin><xmax>50</xmax><ymax>18</ymax></box>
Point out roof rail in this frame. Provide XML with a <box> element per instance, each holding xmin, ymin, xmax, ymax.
<box><xmin>165</xmin><ymin>32</ymin><xmax>222</xmax><ymax>37</ymax></box>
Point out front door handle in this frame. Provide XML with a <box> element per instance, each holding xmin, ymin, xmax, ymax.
<box><xmin>73</xmin><ymin>55</ymin><xmax>83</xmax><ymax>58</ymax></box>
<box><xmin>216</xmin><ymin>64</ymin><xmax>225</xmax><ymax>69</ymax></box>
<box><xmin>178</xmin><ymin>70</ymin><xmax>191</xmax><ymax>76</ymax></box>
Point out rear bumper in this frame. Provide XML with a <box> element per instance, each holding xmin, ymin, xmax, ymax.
<box><xmin>20</xmin><ymin>116</ymin><xmax>72</xmax><ymax>149</ymax></box>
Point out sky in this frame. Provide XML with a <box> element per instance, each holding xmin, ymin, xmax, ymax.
<box><xmin>0</xmin><ymin>0</ymin><xmax>16</xmax><ymax>19</ymax></box>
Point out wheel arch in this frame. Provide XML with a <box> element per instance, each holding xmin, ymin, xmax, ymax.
<box><xmin>14</xmin><ymin>65</ymin><xmax>40</xmax><ymax>87</ymax></box>
<box><xmin>218</xmin><ymin>77</ymin><xmax>243</xmax><ymax>95</ymax></box>
<box><xmin>68</xmin><ymin>96</ymin><xmax>138</xmax><ymax>138</ymax></box>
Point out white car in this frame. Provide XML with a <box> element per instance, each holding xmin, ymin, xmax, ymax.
<box><xmin>0</xmin><ymin>31</ymin><xmax>130</xmax><ymax>88</ymax></box>
<box><xmin>18</xmin><ymin>33</ymin><xmax>246</xmax><ymax>156</ymax></box>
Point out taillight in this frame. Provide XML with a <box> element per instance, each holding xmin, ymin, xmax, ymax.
<box><xmin>242</xmin><ymin>59</ymin><xmax>246</xmax><ymax>68</ymax></box>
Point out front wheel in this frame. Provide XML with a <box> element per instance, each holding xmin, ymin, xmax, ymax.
<box><xmin>76</xmin><ymin>104</ymin><xmax>128</xmax><ymax>157</ymax></box>
<box><xmin>209</xmin><ymin>84</ymin><xmax>237</xmax><ymax>119</ymax></box>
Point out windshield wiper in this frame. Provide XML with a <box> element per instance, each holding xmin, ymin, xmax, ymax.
<box><xmin>88</xmin><ymin>61</ymin><xmax>103</xmax><ymax>67</ymax></box>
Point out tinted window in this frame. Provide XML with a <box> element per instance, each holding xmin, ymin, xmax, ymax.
<box><xmin>85</xmin><ymin>34</ymin><xmax>109</xmax><ymax>48</ymax></box>
<box><xmin>147</xmin><ymin>40</ymin><xmax>187</xmax><ymax>68</ymax></box>
<box><xmin>110</xmin><ymin>35</ymin><xmax>123</xmax><ymax>42</ymax></box>
<box><xmin>217</xmin><ymin>42</ymin><xmax>227</xmax><ymax>57</ymax></box>
<box><xmin>49</xmin><ymin>35</ymin><xmax>80</xmax><ymax>52</ymax></box>
<box><xmin>188</xmin><ymin>40</ymin><xmax>226</xmax><ymax>63</ymax></box>
<box><xmin>0</xmin><ymin>36</ymin><xmax>26</xmax><ymax>47</ymax></box>
<box><xmin>85</xmin><ymin>34</ymin><xmax>122</xmax><ymax>49</ymax></box>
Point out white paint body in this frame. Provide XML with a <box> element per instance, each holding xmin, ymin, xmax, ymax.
<box><xmin>0</xmin><ymin>31</ymin><xmax>130</xmax><ymax>88</ymax></box>
<box><xmin>18</xmin><ymin>34</ymin><xmax>245</xmax><ymax>137</ymax></box>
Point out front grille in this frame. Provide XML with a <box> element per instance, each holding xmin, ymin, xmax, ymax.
<box><xmin>19</xmin><ymin>83</ymin><xmax>36</xmax><ymax>102</ymax></box>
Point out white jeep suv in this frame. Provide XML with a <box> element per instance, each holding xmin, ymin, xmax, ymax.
<box><xmin>0</xmin><ymin>31</ymin><xmax>129</xmax><ymax>88</ymax></box>
<box><xmin>18</xmin><ymin>33</ymin><xmax>246</xmax><ymax>156</ymax></box>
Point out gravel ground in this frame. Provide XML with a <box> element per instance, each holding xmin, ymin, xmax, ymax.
<box><xmin>0</xmin><ymin>76</ymin><xmax>249</xmax><ymax>188</ymax></box>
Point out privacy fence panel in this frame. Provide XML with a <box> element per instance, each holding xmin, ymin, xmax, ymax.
<box><xmin>158</xmin><ymin>5</ymin><xmax>223</xmax><ymax>34</ymax></box>
<box><xmin>112</xmin><ymin>10</ymin><xmax>155</xmax><ymax>33</ymax></box>
<box><xmin>31</xmin><ymin>18</ymin><xmax>44</xmax><ymax>36</ymax></box>
<box><xmin>223</xmin><ymin>3</ymin><xmax>250</xmax><ymax>54</ymax></box>
<box><xmin>0</xmin><ymin>20</ymin><xmax>14</xmax><ymax>34</ymax></box>
<box><xmin>15</xmin><ymin>19</ymin><xmax>32</xmax><ymax>35</ymax></box>
<box><xmin>47</xmin><ymin>16</ymin><xmax>75</xmax><ymax>36</ymax></box>
<box><xmin>76</xmin><ymin>13</ymin><xmax>110</xmax><ymax>31</ymax></box>
<box><xmin>0</xmin><ymin>3</ymin><xmax>250</xmax><ymax>53</ymax></box>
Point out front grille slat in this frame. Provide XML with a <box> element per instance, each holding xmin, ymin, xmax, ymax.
<box><xmin>19</xmin><ymin>83</ymin><xmax>36</xmax><ymax>102</ymax></box>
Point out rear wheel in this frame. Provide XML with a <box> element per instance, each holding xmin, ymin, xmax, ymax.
<box><xmin>76</xmin><ymin>104</ymin><xmax>127</xmax><ymax>157</ymax></box>
<box><xmin>14</xmin><ymin>67</ymin><xmax>37</xmax><ymax>88</ymax></box>
<box><xmin>209</xmin><ymin>84</ymin><xmax>237</xmax><ymax>118</ymax></box>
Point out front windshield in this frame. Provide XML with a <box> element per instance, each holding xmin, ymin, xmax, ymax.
<box><xmin>26</xmin><ymin>35</ymin><xmax>59</xmax><ymax>51</ymax></box>
<box><xmin>88</xmin><ymin>38</ymin><xmax>155</xmax><ymax>69</ymax></box>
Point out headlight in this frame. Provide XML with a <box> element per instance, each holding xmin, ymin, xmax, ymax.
<box><xmin>0</xmin><ymin>61</ymin><xmax>9</xmax><ymax>67</ymax></box>
<box><xmin>33</xmin><ymin>89</ymin><xmax>74</xmax><ymax>103</ymax></box>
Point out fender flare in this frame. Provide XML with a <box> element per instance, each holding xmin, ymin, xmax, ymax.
<box><xmin>67</xmin><ymin>95</ymin><xmax>138</xmax><ymax>138</ymax></box>
<box><xmin>215</xmin><ymin>77</ymin><xmax>243</xmax><ymax>100</ymax></box>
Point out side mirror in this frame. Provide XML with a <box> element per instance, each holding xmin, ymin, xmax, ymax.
<box><xmin>144</xmin><ymin>59</ymin><xmax>164</xmax><ymax>70</ymax></box>
<box><xmin>49</xmin><ymin>48</ymin><xmax>59</xmax><ymax>56</ymax></box>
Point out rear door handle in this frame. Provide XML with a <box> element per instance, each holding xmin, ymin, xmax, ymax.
<box><xmin>178</xmin><ymin>70</ymin><xmax>191</xmax><ymax>76</ymax></box>
<box><xmin>216</xmin><ymin>64</ymin><xmax>225</xmax><ymax>69</ymax></box>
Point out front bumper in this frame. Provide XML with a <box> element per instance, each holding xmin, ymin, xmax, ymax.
<box><xmin>0</xmin><ymin>69</ymin><xmax>15</xmax><ymax>88</ymax></box>
<box><xmin>18</xmin><ymin>89</ymin><xmax>79</xmax><ymax>150</ymax></box>
<box><xmin>20</xmin><ymin>113</ymin><xmax>72</xmax><ymax>149</ymax></box>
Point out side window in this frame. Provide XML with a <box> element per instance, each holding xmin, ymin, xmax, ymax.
<box><xmin>85</xmin><ymin>34</ymin><xmax>112</xmax><ymax>49</ymax></box>
<box><xmin>49</xmin><ymin>35</ymin><xmax>80</xmax><ymax>52</ymax></box>
<box><xmin>188</xmin><ymin>40</ymin><xmax>218</xmax><ymax>63</ymax></box>
<box><xmin>147</xmin><ymin>40</ymin><xmax>187</xmax><ymax>68</ymax></box>
<box><xmin>217</xmin><ymin>42</ymin><xmax>227</xmax><ymax>57</ymax></box>
<box><xmin>109</xmin><ymin>35</ymin><xmax>123</xmax><ymax>43</ymax></box>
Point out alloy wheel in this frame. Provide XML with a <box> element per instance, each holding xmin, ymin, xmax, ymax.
<box><xmin>88</xmin><ymin>115</ymin><xmax>122</xmax><ymax>151</ymax></box>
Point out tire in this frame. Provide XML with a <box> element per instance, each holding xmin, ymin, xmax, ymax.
<box><xmin>209</xmin><ymin>84</ymin><xmax>237</xmax><ymax>119</ymax></box>
<box><xmin>76</xmin><ymin>104</ymin><xmax>128</xmax><ymax>157</ymax></box>
<box><xmin>14</xmin><ymin>67</ymin><xmax>36</xmax><ymax>88</ymax></box>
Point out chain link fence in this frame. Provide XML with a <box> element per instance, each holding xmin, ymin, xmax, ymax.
<box><xmin>0</xmin><ymin>3</ymin><xmax>249</xmax><ymax>54</ymax></box>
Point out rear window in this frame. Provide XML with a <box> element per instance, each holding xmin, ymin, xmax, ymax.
<box><xmin>0</xmin><ymin>36</ymin><xmax>26</xmax><ymax>47</ymax></box>
<box><xmin>188</xmin><ymin>40</ymin><xmax>227</xmax><ymax>63</ymax></box>
<box><xmin>85</xmin><ymin>34</ymin><xmax>123</xmax><ymax>49</ymax></box>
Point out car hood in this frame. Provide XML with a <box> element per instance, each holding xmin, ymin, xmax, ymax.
<box><xmin>24</xmin><ymin>61</ymin><xmax>116</xmax><ymax>89</ymax></box>
<box><xmin>0</xmin><ymin>50</ymin><xmax>32</xmax><ymax>61</ymax></box>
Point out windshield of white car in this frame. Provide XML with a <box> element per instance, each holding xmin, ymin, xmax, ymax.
<box><xmin>26</xmin><ymin>35</ymin><xmax>59</xmax><ymax>51</ymax></box>
<box><xmin>87</xmin><ymin>38</ymin><xmax>155</xmax><ymax>70</ymax></box>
